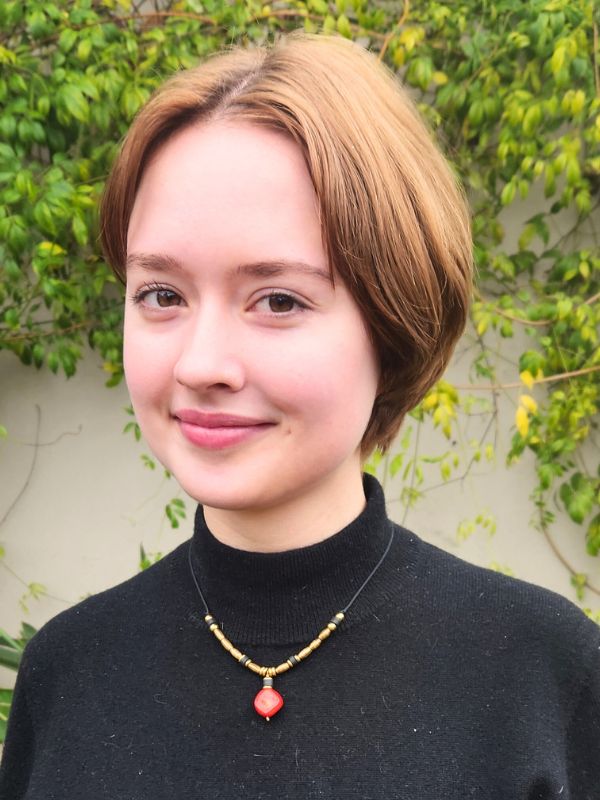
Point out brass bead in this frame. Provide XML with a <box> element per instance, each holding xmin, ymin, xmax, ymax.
<box><xmin>202</xmin><ymin>604</ymin><xmax>344</xmax><ymax>682</ymax></box>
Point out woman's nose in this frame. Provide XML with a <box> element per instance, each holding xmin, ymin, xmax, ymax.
<box><xmin>173</xmin><ymin>309</ymin><xmax>245</xmax><ymax>392</ymax></box>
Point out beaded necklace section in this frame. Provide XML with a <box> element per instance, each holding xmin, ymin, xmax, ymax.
<box><xmin>188</xmin><ymin>523</ymin><xmax>394</xmax><ymax>721</ymax></box>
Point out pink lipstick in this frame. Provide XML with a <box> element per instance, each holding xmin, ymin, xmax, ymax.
<box><xmin>173</xmin><ymin>409</ymin><xmax>275</xmax><ymax>449</ymax></box>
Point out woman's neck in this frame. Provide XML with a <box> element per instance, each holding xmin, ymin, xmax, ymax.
<box><xmin>189</xmin><ymin>471</ymin><xmax>398</xmax><ymax>645</ymax></box>
<box><xmin>202</xmin><ymin>465</ymin><xmax>367</xmax><ymax>553</ymax></box>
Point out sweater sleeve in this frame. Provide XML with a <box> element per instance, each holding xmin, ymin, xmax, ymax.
<box><xmin>566</xmin><ymin>618</ymin><xmax>600</xmax><ymax>800</ymax></box>
<box><xmin>0</xmin><ymin>646</ymin><xmax>36</xmax><ymax>800</ymax></box>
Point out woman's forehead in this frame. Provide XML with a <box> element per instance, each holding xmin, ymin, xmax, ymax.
<box><xmin>127</xmin><ymin>120</ymin><xmax>326</xmax><ymax>273</ymax></box>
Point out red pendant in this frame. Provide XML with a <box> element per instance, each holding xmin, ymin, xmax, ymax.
<box><xmin>254</xmin><ymin>686</ymin><xmax>284</xmax><ymax>721</ymax></box>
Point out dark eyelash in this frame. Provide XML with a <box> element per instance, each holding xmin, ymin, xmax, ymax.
<box><xmin>261</xmin><ymin>291</ymin><xmax>308</xmax><ymax>313</ymax></box>
<box><xmin>129</xmin><ymin>285</ymin><xmax>308</xmax><ymax>313</ymax></box>
<box><xmin>129</xmin><ymin>281</ymin><xmax>170</xmax><ymax>304</ymax></box>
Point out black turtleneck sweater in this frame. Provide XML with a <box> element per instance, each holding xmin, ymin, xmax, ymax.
<box><xmin>1</xmin><ymin>474</ymin><xmax>599</xmax><ymax>799</ymax></box>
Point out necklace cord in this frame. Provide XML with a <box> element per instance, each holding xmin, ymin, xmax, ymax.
<box><xmin>188</xmin><ymin>543</ymin><xmax>210</xmax><ymax>615</ymax></box>
<box><xmin>341</xmin><ymin>522</ymin><xmax>394</xmax><ymax>613</ymax></box>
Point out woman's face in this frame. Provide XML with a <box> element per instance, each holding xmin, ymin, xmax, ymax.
<box><xmin>124</xmin><ymin>119</ymin><xmax>380</xmax><ymax>513</ymax></box>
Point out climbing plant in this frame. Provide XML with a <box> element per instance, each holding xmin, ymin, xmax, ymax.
<box><xmin>1</xmin><ymin>0</ymin><xmax>599</xmax><ymax>737</ymax></box>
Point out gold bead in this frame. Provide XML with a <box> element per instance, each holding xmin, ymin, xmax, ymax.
<box><xmin>327</xmin><ymin>622</ymin><xmax>337</xmax><ymax>631</ymax></box>
<box><xmin>248</xmin><ymin>662</ymin><xmax>262</xmax><ymax>674</ymax></box>
<box><xmin>335</xmin><ymin>612</ymin><xmax>345</xmax><ymax>621</ymax></box>
<box><xmin>230</xmin><ymin>647</ymin><xmax>242</xmax><ymax>660</ymax></box>
<box><xmin>204</xmin><ymin>614</ymin><xmax>213</xmax><ymax>623</ymax></box>
<box><xmin>209</xmin><ymin>623</ymin><xmax>219</xmax><ymax>632</ymax></box>
<box><xmin>298</xmin><ymin>646</ymin><xmax>312</xmax><ymax>660</ymax></box>
<box><xmin>214</xmin><ymin>629</ymin><xmax>225</xmax><ymax>641</ymax></box>
<box><xmin>309</xmin><ymin>638</ymin><xmax>322</xmax><ymax>650</ymax></box>
<box><xmin>221</xmin><ymin>639</ymin><xmax>233</xmax><ymax>652</ymax></box>
<box><xmin>259</xmin><ymin>666</ymin><xmax>268</xmax><ymax>677</ymax></box>
<box><xmin>318</xmin><ymin>628</ymin><xmax>331</xmax><ymax>640</ymax></box>
<box><xmin>267</xmin><ymin>667</ymin><xmax>277</xmax><ymax>678</ymax></box>
<box><xmin>275</xmin><ymin>663</ymin><xmax>290</xmax><ymax>674</ymax></box>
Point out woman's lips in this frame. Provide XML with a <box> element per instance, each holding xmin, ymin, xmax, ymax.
<box><xmin>172</xmin><ymin>409</ymin><xmax>275</xmax><ymax>449</ymax></box>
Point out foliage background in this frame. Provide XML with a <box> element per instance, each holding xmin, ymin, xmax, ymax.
<box><xmin>1</xmin><ymin>0</ymin><xmax>599</xmax><ymax>739</ymax></box>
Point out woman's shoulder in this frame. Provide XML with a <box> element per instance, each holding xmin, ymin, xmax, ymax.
<box><xmin>21</xmin><ymin>538</ymin><xmax>191</xmax><ymax>671</ymax></box>
<box><xmin>396</xmin><ymin>521</ymin><xmax>600</xmax><ymax>657</ymax></box>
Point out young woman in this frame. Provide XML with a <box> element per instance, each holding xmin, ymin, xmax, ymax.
<box><xmin>1</xmin><ymin>31</ymin><xmax>598</xmax><ymax>800</ymax></box>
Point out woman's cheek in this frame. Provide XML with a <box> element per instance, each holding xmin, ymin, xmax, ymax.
<box><xmin>265</xmin><ymin>347</ymin><xmax>334</xmax><ymax>413</ymax></box>
<box><xmin>123</xmin><ymin>329</ymin><xmax>172</xmax><ymax>403</ymax></box>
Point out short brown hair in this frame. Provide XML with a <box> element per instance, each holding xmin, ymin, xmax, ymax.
<box><xmin>100</xmin><ymin>30</ymin><xmax>473</xmax><ymax>463</ymax></box>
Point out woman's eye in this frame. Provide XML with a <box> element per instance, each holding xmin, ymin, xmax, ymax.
<box><xmin>133</xmin><ymin>287</ymin><xmax>183</xmax><ymax>308</ymax></box>
<box><xmin>256</xmin><ymin>292</ymin><xmax>307</xmax><ymax>315</ymax></box>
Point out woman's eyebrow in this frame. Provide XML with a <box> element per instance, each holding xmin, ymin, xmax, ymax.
<box><xmin>126</xmin><ymin>252</ymin><xmax>334</xmax><ymax>287</ymax></box>
<box><xmin>126</xmin><ymin>252</ymin><xmax>182</xmax><ymax>273</ymax></box>
<box><xmin>229</xmin><ymin>260</ymin><xmax>334</xmax><ymax>287</ymax></box>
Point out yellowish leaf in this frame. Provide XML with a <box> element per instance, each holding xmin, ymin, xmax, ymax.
<box><xmin>515</xmin><ymin>406</ymin><xmax>529</xmax><ymax>437</ymax></box>
<box><xmin>38</xmin><ymin>241</ymin><xmax>66</xmax><ymax>256</ymax></box>
<box><xmin>520</xmin><ymin>394</ymin><xmax>538</xmax><ymax>414</ymax></box>
<box><xmin>520</xmin><ymin>370</ymin><xmax>534</xmax><ymax>389</ymax></box>
<box><xmin>551</xmin><ymin>46</ymin><xmax>565</xmax><ymax>75</ymax></box>
<box><xmin>579</xmin><ymin>260</ymin><xmax>590</xmax><ymax>279</ymax></box>
<box><xmin>571</xmin><ymin>89</ymin><xmax>585</xmax><ymax>115</ymax></box>
<box><xmin>421</xmin><ymin>392</ymin><xmax>438</xmax><ymax>411</ymax></box>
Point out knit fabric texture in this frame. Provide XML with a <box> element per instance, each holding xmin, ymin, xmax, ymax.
<box><xmin>1</xmin><ymin>473</ymin><xmax>599</xmax><ymax>799</ymax></box>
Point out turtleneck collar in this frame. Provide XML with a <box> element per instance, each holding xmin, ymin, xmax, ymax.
<box><xmin>189</xmin><ymin>473</ymin><xmax>412</xmax><ymax>645</ymax></box>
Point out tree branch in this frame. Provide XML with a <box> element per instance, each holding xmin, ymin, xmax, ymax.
<box><xmin>0</xmin><ymin>405</ymin><xmax>41</xmax><ymax>528</ymax></box>
<box><xmin>538</xmin><ymin>509</ymin><xmax>600</xmax><ymax>597</ymax></box>
<box><xmin>454</xmin><ymin>364</ymin><xmax>600</xmax><ymax>391</ymax></box>
<box><xmin>378</xmin><ymin>0</ymin><xmax>410</xmax><ymax>63</ymax></box>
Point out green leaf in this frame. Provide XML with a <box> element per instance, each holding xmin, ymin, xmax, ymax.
<box><xmin>58</xmin><ymin>28</ymin><xmax>77</xmax><ymax>53</ymax></box>
<box><xmin>570</xmin><ymin>572</ymin><xmax>587</xmax><ymax>601</ymax></box>
<box><xmin>0</xmin><ymin>645</ymin><xmax>22</xmax><ymax>670</ymax></box>
<box><xmin>71</xmin><ymin>215</ymin><xmax>88</xmax><ymax>246</ymax></box>
<box><xmin>77</xmin><ymin>38</ymin><xmax>92</xmax><ymax>61</ymax></box>
<box><xmin>0</xmin><ymin>688</ymin><xmax>13</xmax><ymax>743</ymax></box>
<box><xmin>586</xmin><ymin>515</ymin><xmax>600</xmax><ymax>557</ymax></box>
<box><xmin>560</xmin><ymin>473</ymin><xmax>595</xmax><ymax>525</ymax></box>
<box><xmin>57</xmin><ymin>84</ymin><xmax>89</xmax><ymax>123</ymax></box>
<box><xmin>501</xmin><ymin>181</ymin><xmax>516</xmax><ymax>206</ymax></box>
<box><xmin>336</xmin><ymin>13</ymin><xmax>352</xmax><ymax>38</ymax></box>
<box><xmin>308</xmin><ymin>0</ymin><xmax>329</xmax><ymax>13</ymax></box>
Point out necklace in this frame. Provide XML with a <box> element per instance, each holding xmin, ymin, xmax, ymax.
<box><xmin>187</xmin><ymin>521</ymin><xmax>395</xmax><ymax>721</ymax></box>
